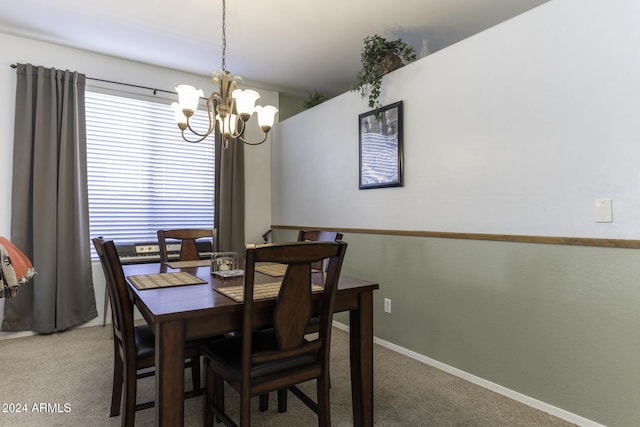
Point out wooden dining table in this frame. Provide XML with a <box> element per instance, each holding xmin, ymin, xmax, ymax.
<box><xmin>122</xmin><ymin>260</ymin><xmax>379</xmax><ymax>426</ymax></box>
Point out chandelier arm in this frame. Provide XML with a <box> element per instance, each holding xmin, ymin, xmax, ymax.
<box><xmin>180</xmin><ymin>129</ymin><xmax>212</xmax><ymax>144</ymax></box>
<box><xmin>185</xmin><ymin>116</ymin><xmax>215</xmax><ymax>138</ymax></box>
<box><xmin>237</xmin><ymin>131</ymin><xmax>268</xmax><ymax>145</ymax></box>
<box><xmin>184</xmin><ymin>102</ymin><xmax>215</xmax><ymax>138</ymax></box>
<box><xmin>229</xmin><ymin>117</ymin><xmax>245</xmax><ymax>139</ymax></box>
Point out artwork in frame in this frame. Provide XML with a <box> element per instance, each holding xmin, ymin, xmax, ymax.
<box><xmin>359</xmin><ymin>101</ymin><xmax>403</xmax><ymax>189</ymax></box>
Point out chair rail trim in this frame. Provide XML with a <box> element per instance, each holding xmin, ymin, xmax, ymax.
<box><xmin>271</xmin><ymin>225</ymin><xmax>640</xmax><ymax>249</ymax></box>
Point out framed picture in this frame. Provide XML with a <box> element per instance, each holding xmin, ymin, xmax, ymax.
<box><xmin>359</xmin><ymin>101</ymin><xmax>403</xmax><ymax>189</ymax></box>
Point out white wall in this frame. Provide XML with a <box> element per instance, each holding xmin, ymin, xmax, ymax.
<box><xmin>244</xmin><ymin>92</ymin><xmax>276</xmax><ymax>245</ymax></box>
<box><xmin>0</xmin><ymin>32</ymin><xmax>276</xmax><ymax>337</ymax></box>
<box><xmin>273</xmin><ymin>0</ymin><xmax>640</xmax><ymax>240</ymax></box>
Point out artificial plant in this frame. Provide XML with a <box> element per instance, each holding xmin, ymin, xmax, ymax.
<box><xmin>352</xmin><ymin>34</ymin><xmax>417</xmax><ymax>111</ymax></box>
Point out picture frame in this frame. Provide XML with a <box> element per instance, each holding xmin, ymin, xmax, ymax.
<box><xmin>359</xmin><ymin>101</ymin><xmax>403</xmax><ymax>189</ymax></box>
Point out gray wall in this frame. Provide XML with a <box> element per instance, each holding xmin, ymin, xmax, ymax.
<box><xmin>271</xmin><ymin>1</ymin><xmax>640</xmax><ymax>426</ymax></box>
<box><xmin>274</xmin><ymin>229</ymin><xmax>640</xmax><ymax>427</ymax></box>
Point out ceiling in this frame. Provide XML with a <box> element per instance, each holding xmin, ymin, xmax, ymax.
<box><xmin>0</xmin><ymin>0</ymin><xmax>550</xmax><ymax>98</ymax></box>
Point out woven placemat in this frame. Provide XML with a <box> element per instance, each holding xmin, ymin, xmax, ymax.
<box><xmin>254</xmin><ymin>264</ymin><xmax>287</xmax><ymax>277</ymax></box>
<box><xmin>164</xmin><ymin>260</ymin><xmax>211</xmax><ymax>269</ymax></box>
<box><xmin>128</xmin><ymin>272</ymin><xmax>206</xmax><ymax>290</ymax></box>
<box><xmin>215</xmin><ymin>281</ymin><xmax>323</xmax><ymax>302</ymax></box>
<box><xmin>255</xmin><ymin>263</ymin><xmax>320</xmax><ymax>277</ymax></box>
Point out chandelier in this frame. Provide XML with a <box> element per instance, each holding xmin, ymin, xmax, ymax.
<box><xmin>171</xmin><ymin>0</ymin><xmax>278</xmax><ymax>148</ymax></box>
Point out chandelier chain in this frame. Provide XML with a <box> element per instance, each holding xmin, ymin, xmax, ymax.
<box><xmin>221</xmin><ymin>0</ymin><xmax>226</xmax><ymax>72</ymax></box>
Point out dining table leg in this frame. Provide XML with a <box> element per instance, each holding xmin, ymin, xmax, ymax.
<box><xmin>349</xmin><ymin>289</ymin><xmax>374</xmax><ymax>427</ymax></box>
<box><xmin>155</xmin><ymin>319</ymin><xmax>185</xmax><ymax>426</ymax></box>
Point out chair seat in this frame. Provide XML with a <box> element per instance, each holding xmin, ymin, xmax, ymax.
<box><xmin>134</xmin><ymin>326</ymin><xmax>155</xmax><ymax>360</ymax></box>
<box><xmin>134</xmin><ymin>325</ymin><xmax>209</xmax><ymax>361</ymax></box>
<box><xmin>201</xmin><ymin>330</ymin><xmax>318</xmax><ymax>381</ymax></box>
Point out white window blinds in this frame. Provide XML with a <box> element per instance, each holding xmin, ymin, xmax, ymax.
<box><xmin>85</xmin><ymin>90</ymin><xmax>215</xmax><ymax>248</ymax></box>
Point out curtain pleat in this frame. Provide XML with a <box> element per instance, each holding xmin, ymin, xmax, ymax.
<box><xmin>215</xmin><ymin>133</ymin><xmax>246</xmax><ymax>256</ymax></box>
<box><xmin>2</xmin><ymin>63</ymin><xmax>98</xmax><ymax>333</ymax></box>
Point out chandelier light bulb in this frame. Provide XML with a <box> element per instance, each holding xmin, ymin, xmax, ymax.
<box><xmin>216</xmin><ymin>113</ymin><xmax>238</xmax><ymax>138</ymax></box>
<box><xmin>232</xmin><ymin>89</ymin><xmax>260</xmax><ymax>121</ymax></box>
<box><xmin>254</xmin><ymin>105</ymin><xmax>279</xmax><ymax>131</ymax></box>
<box><xmin>175</xmin><ymin>85</ymin><xmax>203</xmax><ymax>117</ymax></box>
<box><xmin>171</xmin><ymin>102</ymin><xmax>188</xmax><ymax>129</ymax></box>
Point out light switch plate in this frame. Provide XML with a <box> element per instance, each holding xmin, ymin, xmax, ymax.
<box><xmin>595</xmin><ymin>199</ymin><xmax>613</xmax><ymax>223</ymax></box>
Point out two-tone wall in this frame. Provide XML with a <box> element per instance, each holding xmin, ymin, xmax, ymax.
<box><xmin>271</xmin><ymin>1</ymin><xmax>640</xmax><ymax>426</ymax></box>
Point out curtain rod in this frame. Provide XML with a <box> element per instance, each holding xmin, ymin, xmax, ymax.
<box><xmin>10</xmin><ymin>63</ymin><xmax>176</xmax><ymax>96</ymax></box>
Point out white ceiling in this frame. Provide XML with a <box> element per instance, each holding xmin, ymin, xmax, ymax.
<box><xmin>0</xmin><ymin>0</ymin><xmax>550</xmax><ymax>98</ymax></box>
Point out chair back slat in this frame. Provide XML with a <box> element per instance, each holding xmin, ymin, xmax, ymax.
<box><xmin>274</xmin><ymin>263</ymin><xmax>313</xmax><ymax>350</ymax></box>
<box><xmin>157</xmin><ymin>228</ymin><xmax>217</xmax><ymax>262</ymax></box>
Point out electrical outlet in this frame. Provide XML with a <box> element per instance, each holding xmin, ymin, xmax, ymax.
<box><xmin>384</xmin><ymin>298</ymin><xmax>391</xmax><ymax>314</ymax></box>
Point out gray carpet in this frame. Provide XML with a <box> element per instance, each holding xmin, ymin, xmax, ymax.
<box><xmin>0</xmin><ymin>325</ymin><xmax>576</xmax><ymax>426</ymax></box>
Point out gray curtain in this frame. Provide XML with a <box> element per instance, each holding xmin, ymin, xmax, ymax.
<box><xmin>215</xmin><ymin>133</ymin><xmax>245</xmax><ymax>256</ymax></box>
<box><xmin>2</xmin><ymin>64</ymin><xmax>97</xmax><ymax>333</ymax></box>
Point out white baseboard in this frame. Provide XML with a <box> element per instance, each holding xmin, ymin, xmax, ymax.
<box><xmin>332</xmin><ymin>321</ymin><xmax>604</xmax><ymax>427</ymax></box>
<box><xmin>0</xmin><ymin>329</ymin><xmax>37</xmax><ymax>340</ymax></box>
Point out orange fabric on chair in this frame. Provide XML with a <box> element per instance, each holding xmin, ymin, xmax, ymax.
<box><xmin>0</xmin><ymin>236</ymin><xmax>37</xmax><ymax>298</ymax></box>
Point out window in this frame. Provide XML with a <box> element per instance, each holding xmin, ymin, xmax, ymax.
<box><xmin>85</xmin><ymin>91</ymin><xmax>215</xmax><ymax>253</ymax></box>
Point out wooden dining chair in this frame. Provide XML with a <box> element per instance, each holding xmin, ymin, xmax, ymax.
<box><xmin>258</xmin><ymin>229</ymin><xmax>345</xmax><ymax>415</ymax></box>
<box><xmin>297</xmin><ymin>230</ymin><xmax>344</xmax><ymax>271</ymax></box>
<box><xmin>157</xmin><ymin>228</ymin><xmax>217</xmax><ymax>263</ymax></box>
<box><xmin>201</xmin><ymin>240</ymin><xmax>348</xmax><ymax>427</ymax></box>
<box><xmin>297</xmin><ymin>230</ymin><xmax>343</xmax><ymax>242</ymax></box>
<box><xmin>92</xmin><ymin>237</ymin><xmax>205</xmax><ymax>427</ymax></box>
